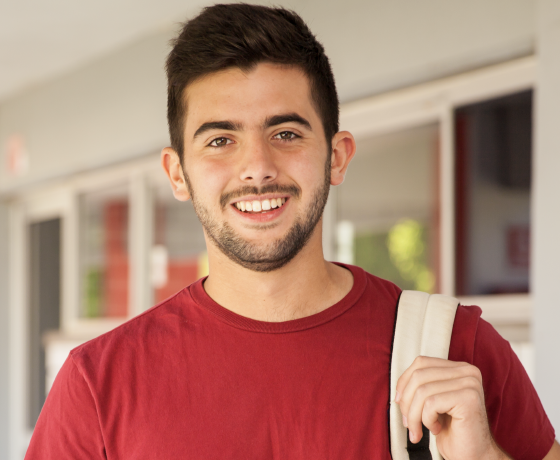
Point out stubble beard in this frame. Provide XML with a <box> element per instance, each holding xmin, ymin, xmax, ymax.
<box><xmin>184</xmin><ymin>157</ymin><xmax>331</xmax><ymax>272</ymax></box>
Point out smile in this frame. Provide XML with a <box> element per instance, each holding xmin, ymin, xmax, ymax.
<box><xmin>234</xmin><ymin>197</ymin><xmax>287</xmax><ymax>213</ymax></box>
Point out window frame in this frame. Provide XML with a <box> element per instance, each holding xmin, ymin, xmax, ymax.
<box><xmin>8</xmin><ymin>156</ymin><xmax>163</xmax><ymax>457</ymax></box>
<box><xmin>338</xmin><ymin>55</ymin><xmax>535</xmax><ymax>324</ymax></box>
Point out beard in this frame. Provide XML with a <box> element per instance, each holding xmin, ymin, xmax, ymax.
<box><xmin>184</xmin><ymin>157</ymin><xmax>331</xmax><ymax>272</ymax></box>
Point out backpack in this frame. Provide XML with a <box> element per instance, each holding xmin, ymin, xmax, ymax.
<box><xmin>389</xmin><ymin>291</ymin><xmax>460</xmax><ymax>460</ymax></box>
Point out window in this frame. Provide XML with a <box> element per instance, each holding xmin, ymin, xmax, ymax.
<box><xmin>151</xmin><ymin>184</ymin><xmax>207</xmax><ymax>304</ymax></box>
<box><xmin>28</xmin><ymin>218</ymin><xmax>61</xmax><ymax>428</ymax></box>
<box><xmin>455</xmin><ymin>91</ymin><xmax>532</xmax><ymax>296</ymax></box>
<box><xmin>79</xmin><ymin>184</ymin><xmax>130</xmax><ymax>318</ymax></box>
<box><xmin>336</xmin><ymin>124</ymin><xmax>440</xmax><ymax>292</ymax></box>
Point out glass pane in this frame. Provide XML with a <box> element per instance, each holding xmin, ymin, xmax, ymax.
<box><xmin>455</xmin><ymin>90</ymin><xmax>532</xmax><ymax>296</ymax></box>
<box><xmin>79</xmin><ymin>185</ymin><xmax>129</xmax><ymax>318</ymax></box>
<box><xmin>28</xmin><ymin>218</ymin><xmax>61</xmax><ymax>428</ymax></box>
<box><xmin>337</xmin><ymin>124</ymin><xmax>439</xmax><ymax>292</ymax></box>
<box><xmin>151</xmin><ymin>185</ymin><xmax>207</xmax><ymax>304</ymax></box>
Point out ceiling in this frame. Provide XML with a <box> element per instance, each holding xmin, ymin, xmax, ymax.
<box><xmin>0</xmin><ymin>0</ymin><xmax>212</xmax><ymax>102</ymax></box>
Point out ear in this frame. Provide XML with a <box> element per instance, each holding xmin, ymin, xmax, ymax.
<box><xmin>330</xmin><ymin>131</ymin><xmax>356</xmax><ymax>186</ymax></box>
<box><xmin>161</xmin><ymin>147</ymin><xmax>191</xmax><ymax>201</ymax></box>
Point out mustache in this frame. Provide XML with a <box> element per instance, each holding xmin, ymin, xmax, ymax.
<box><xmin>220</xmin><ymin>184</ymin><xmax>301</xmax><ymax>209</ymax></box>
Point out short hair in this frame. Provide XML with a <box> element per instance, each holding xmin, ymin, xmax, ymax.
<box><xmin>166</xmin><ymin>3</ymin><xmax>339</xmax><ymax>162</ymax></box>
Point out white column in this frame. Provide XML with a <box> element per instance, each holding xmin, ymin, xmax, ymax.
<box><xmin>8</xmin><ymin>202</ymin><xmax>29</xmax><ymax>459</ymax></box>
<box><xmin>322</xmin><ymin>187</ymin><xmax>337</xmax><ymax>262</ymax></box>
<box><xmin>533</xmin><ymin>0</ymin><xmax>560</xmax><ymax>430</ymax></box>
<box><xmin>129</xmin><ymin>173</ymin><xmax>153</xmax><ymax>316</ymax></box>
<box><xmin>0</xmin><ymin>202</ymin><xmax>12</xmax><ymax>459</ymax></box>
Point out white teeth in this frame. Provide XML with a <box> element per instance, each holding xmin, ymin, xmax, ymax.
<box><xmin>236</xmin><ymin>198</ymin><xmax>286</xmax><ymax>212</ymax></box>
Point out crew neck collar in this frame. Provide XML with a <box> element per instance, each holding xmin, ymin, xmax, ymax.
<box><xmin>188</xmin><ymin>263</ymin><xmax>366</xmax><ymax>333</ymax></box>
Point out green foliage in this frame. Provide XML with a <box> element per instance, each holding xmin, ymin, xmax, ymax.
<box><xmin>355</xmin><ymin>231</ymin><xmax>416</xmax><ymax>290</ymax></box>
<box><xmin>387</xmin><ymin>220</ymin><xmax>434</xmax><ymax>292</ymax></box>
<box><xmin>354</xmin><ymin>219</ymin><xmax>434</xmax><ymax>293</ymax></box>
<box><xmin>84</xmin><ymin>268</ymin><xmax>103</xmax><ymax>318</ymax></box>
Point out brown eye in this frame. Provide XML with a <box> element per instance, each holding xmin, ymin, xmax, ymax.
<box><xmin>275</xmin><ymin>131</ymin><xmax>297</xmax><ymax>140</ymax></box>
<box><xmin>209</xmin><ymin>137</ymin><xmax>232</xmax><ymax>147</ymax></box>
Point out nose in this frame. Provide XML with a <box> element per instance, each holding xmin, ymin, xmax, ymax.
<box><xmin>238</xmin><ymin>137</ymin><xmax>278</xmax><ymax>185</ymax></box>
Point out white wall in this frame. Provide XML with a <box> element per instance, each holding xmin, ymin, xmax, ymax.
<box><xmin>302</xmin><ymin>0</ymin><xmax>536</xmax><ymax>102</ymax></box>
<box><xmin>534</xmin><ymin>0</ymin><xmax>560</xmax><ymax>432</ymax></box>
<box><xmin>0</xmin><ymin>27</ymin><xmax>174</xmax><ymax>195</ymax></box>
<box><xmin>0</xmin><ymin>0</ymin><xmax>536</xmax><ymax>194</ymax></box>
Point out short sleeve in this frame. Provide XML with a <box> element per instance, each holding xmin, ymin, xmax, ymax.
<box><xmin>25</xmin><ymin>354</ymin><xmax>106</xmax><ymax>459</ymax></box>
<box><xmin>450</xmin><ymin>306</ymin><xmax>555</xmax><ymax>460</ymax></box>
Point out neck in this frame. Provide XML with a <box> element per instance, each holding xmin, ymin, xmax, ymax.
<box><xmin>202</xmin><ymin>229</ymin><xmax>353</xmax><ymax>322</ymax></box>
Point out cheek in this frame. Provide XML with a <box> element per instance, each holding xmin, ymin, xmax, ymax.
<box><xmin>290</xmin><ymin>150</ymin><xmax>328</xmax><ymax>185</ymax></box>
<box><xmin>186</xmin><ymin>160</ymin><xmax>230</xmax><ymax>201</ymax></box>
<box><xmin>280</xmin><ymin>162</ymin><xmax>326</xmax><ymax>206</ymax></box>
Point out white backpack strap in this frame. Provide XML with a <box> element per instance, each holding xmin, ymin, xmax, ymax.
<box><xmin>389</xmin><ymin>291</ymin><xmax>459</xmax><ymax>460</ymax></box>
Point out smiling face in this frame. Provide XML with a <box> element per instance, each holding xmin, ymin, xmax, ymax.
<box><xmin>164</xmin><ymin>63</ymin><xmax>341</xmax><ymax>272</ymax></box>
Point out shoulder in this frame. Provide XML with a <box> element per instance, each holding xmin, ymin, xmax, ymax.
<box><xmin>340</xmin><ymin>264</ymin><xmax>402</xmax><ymax>330</ymax></box>
<box><xmin>70</xmin><ymin>284</ymin><xmax>197</xmax><ymax>374</ymax></box>
<box><xmin>347</xmin><ymin>264</ymin><xmax>483</xmax><ymax>350</ymax></box>
<box><xmin>349</xmin><ymin>267</ymin><xmax>485</xmax><ymax>362</ymax></box>
<box><xmin>364</xmin><ymin>270</ymin><xmax>403</xmax><ymax>301</ymax></box>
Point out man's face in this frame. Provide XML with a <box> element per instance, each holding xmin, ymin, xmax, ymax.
<box><xmin>180</xmin><ymin>63</ymin><xmax>332</xmax><ymax>272</ymax></box>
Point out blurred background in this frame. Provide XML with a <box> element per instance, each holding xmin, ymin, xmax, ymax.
<box><xmin>1</xmin><ymin>0</ymin><xmax>559</xmax><ymax>457</ymax></box>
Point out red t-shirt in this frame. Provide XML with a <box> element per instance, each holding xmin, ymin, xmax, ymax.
<box><xmin>26</xmin><ymin>264</ymin><xmax>555</xmax><ymax>459</ymax></box>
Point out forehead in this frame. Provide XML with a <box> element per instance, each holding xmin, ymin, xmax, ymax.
<box><xmin>183</xmin><ymin>63</ymin><xmax>319</xmax><ymax>131</ymax></box>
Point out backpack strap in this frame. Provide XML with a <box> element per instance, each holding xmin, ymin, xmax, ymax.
<box><xmin>389</xmin><ymin>291</ymin><xmax>459</xmax><ymax>460</ymax></box>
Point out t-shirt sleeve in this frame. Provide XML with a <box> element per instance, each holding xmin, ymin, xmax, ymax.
<box><xmin>25</xmin><ymin>354</ymin><xmax>106</xmax><ymax>459</ymax></box>
<box><xmin>450</xmin><ymin>306</ymin><xmax>555</xmax><ymax>460</ymax></box>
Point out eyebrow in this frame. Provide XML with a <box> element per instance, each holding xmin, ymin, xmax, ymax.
<box><xmin>264</xmin><ymin>113</ymin><xmax>312</xmax><ymax>131</ymax></box>
<box><xmin>193</xmin><ymin>121</ymin><xmax>243</xmax><ymax>140</ymax></box>
<box><xmin>192</xmin><ymin>113</ymin><xmax>312</xmax><ymax>141</ymax></box>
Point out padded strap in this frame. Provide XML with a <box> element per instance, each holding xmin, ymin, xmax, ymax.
<box><xmin>389</xmin><ymin>291</ymin><xmax>459</xmax><ymax>460</ymax></box>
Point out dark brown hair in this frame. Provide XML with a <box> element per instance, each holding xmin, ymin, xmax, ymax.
<box><xmin>166</xmin><ymin>3</ymin><xmax>339</xmax><ymax>162</ymax></box>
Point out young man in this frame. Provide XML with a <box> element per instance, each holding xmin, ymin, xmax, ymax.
<box><xmin>26</xmin><ymin>4</ymin><xmax>558</xmax><ymax>459</ymax></box>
